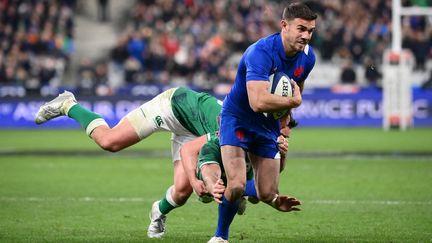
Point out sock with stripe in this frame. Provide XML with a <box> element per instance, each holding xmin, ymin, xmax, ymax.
<box><xmin>158</xmin><ymin>186</ymin><xmax>179</xmax><ymax>215</ymax></box>
<box><xmin>67</xmin><ymin>104</ymin><xmax>108</xmax><ymax>136</ymax></box>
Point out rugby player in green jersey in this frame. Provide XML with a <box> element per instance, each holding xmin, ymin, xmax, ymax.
<box><xmin>35</xmin><ymin>87</ymin><xmax>221</xmax><ymax>238</ymax></box>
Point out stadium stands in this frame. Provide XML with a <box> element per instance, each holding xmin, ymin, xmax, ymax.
<box><xmin>0</xmin><ymin>0</ymin><xmax>76</xmax><ymax>95</ymax></box>
<box><xmin>0</xmin><ymin>0</ymin><xmax>431</xmax><ymax>96</ymax></box>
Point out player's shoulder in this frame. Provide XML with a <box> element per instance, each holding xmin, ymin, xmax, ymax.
<box><xmin>256</xmin><ymin>33</ymin><xmax>280</xmax><ymax>50</ymax></box>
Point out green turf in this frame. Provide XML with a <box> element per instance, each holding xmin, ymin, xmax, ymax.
<box><xmin>1</xmin><ymin>127</ymin><xmax>432</xmax><ymax>152</ymax></box>
<box><xmin>0</xmin><ymin>128</ymin><xmax>432</xmax><ymax>242</ymax></box>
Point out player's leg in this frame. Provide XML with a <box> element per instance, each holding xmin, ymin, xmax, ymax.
<box><xmin>248</xmin><ymin>153</ymin><xmax>280</xmax><ymax>203</ymax></box>
<box><xmin>148</xmin><ymin>134</ymin><xmax>194</xmax><ymax>238</ymax></box>
<box><xmin>89</xmin><ymin>117</ymin><xmax>140</xmax><ymax>152</ymax></box>
<box><xmin>36</xmin><ymin>89</ymin><xmax>178</xmax><ymax>152</ymax></box>
<box><xmin>68</xmin><ymin>103</ymin><xmax>154</xmax><ymax>152</ymax></box>
<box><xmin>147</xmin><ymin>160</ymin><xmax>193</xmax><ymax>239</ymax></box>
<box><xmin>210</xmin><ymin>145</ymin><xmax>246</xmax><ymax>240</ymax></box>
<box><xmin>221</xmin><ymin>145</ymin><xmax>247</xmax><ymax>201</ymax></box>
<box><xmin>166</xmin><ymin>159</ymin><xmax>193</xmax><ymax>210</ymax></box>
<box><xmin>244</xmin><ymin>179</ymin><xmax>257</xmax><ymax>198</ymax></box>
<box><xmin>34</xmin><ymin>92</ymin><xmax>138</xmax><ymax>151</ymax></box>
<box><xmin>213</xmin><ymin>110</ymin><xmax>249</xmax><ymax>241</ymax></box>
<box><xmin>35</xmin><ymin>91</ymin><xmax>110</xmax><ymax>134</ymax></box>
<box><xmin>169</xmin><ymin>134</ymin><xmax>195</xmax><ymax>207</ymax></box>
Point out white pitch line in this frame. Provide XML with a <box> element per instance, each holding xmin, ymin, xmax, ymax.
<box><xmin>1</xmin><ymin>197</ymin><xmax>431</xmax><ymax>205</ymax></box>
<box><xmin>308</xmin><ymin>199</ymin><xmax>432</xmax><ymax>205</ymax></box>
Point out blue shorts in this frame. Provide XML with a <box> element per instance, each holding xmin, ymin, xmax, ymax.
<box><xmin>219</xmin><ymin>111</ymin><xmax>280</xmax><ymax>159</ymax></box>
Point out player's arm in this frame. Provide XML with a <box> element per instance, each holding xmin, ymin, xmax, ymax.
<box><xmin>278</xmin><ymin>112</ymin><xmax>291</xmax><ymax>172</ymax></box>
<box><xmin>201</xmin><ymin>165</ymin><xmax>225</xmax><ymax>203</ymax></box>
<box><xmin>245</xmin><ymin>45</ymin><xmax>302</xmax><ymax>113</ymax></box>
<box><xmin>246</xmin><ymin>79</ymin><xmax>302</xmax><ymax>113</ymax></box>
<box><xmin>277</xmin><ymin>135</ymin><xmax>288</xmax><ymax>172</ymax></box>
<box><xmin>180</xmin><ymin>135</ymin><xmax>208</xmax><ymax>197</ymax></box>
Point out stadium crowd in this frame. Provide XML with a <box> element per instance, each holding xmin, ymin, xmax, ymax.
<box><xmin>0</xmin><ymin>0</ymin><xmax>76</xmax><ymax>95</ymax></box>
<box><xmin>0</xmin><ymin>0</ymin><xmax>431</xmax><ymax>96</ymax></box>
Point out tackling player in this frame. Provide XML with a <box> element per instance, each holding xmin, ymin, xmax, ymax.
<box><xmin>35</xmin><ymin>87</ymin><xmax>221</xmax><ymax>238</ymax></box>
<box><xmin>218</xmin><ymin>2</ymin><xmax>317</xmax><ymax>242</ymax></box>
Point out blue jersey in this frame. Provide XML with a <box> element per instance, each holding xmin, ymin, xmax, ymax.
<box><xmin>220</xmin><ymin>33</ymin><xmax>315</xmax><ymax>158</ymax></box>
<box><xmin>223</xmin><ymin>33</ymin><xmax>315</xmax><ymax>130</ymax></box>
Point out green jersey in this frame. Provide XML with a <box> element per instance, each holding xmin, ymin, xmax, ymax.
<box><xmin>171</xmin><ymin>87</ymin><xmax>222</xmax><ymax>136</ymax></box>
<box><xmin>196</xmin><ymin>132</ymin><xmax>254</xmax><ymax>184</ymax></box>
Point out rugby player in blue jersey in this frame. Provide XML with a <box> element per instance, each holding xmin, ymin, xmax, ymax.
<box><xmin>216</xmin><ymin>2</ymin><xmax>317</xmax><ymax>242</ymax></box>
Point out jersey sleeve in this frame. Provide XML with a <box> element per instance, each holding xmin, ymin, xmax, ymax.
<box><xmin>244</xmin><ymin>45</ymin><xmax>273</xmax><ymax>82</ymax></box>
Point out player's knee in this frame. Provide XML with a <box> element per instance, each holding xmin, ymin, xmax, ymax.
<box><xmin>98</xmin><ymin>137</ymin><xmax>122</xmax><ymax>152</ymax></box>
<box><xmin>257</xmin><ymin>190</ymin><xmax>276</xmax><ymax>204</ymax></box>
<box><xmin>228</xmin><ymin>182</ymin><xmax>246</xmax><ymax>200</ymax></box>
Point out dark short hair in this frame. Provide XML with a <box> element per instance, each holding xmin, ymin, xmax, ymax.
<box><xmin>282</xmin><ymin>2</ymin><xmax>317</xmax><ymax>21</ymax></box>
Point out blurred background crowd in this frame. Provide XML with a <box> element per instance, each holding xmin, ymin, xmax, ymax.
<box><xmin>0</xmin><ymin>0</ymin><xmax>431</xmax><ymax>96</ymax></box>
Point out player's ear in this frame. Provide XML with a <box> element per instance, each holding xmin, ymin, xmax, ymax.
<box><xmin>280</xmin><ymin>19</ymin><xmax>288</xmax><ymax>30</ymax></box>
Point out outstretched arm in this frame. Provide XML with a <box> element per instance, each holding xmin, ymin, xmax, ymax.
<box><xmin>180</xmin><ymin>135</ymin><xmax>208</xmax><ymax>197</ymax></box>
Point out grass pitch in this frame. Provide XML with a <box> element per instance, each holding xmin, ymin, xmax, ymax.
<box><xmin>0</xmin><ymin>128</ymin><xmax>431</xmax><ymax>242</ymax></box>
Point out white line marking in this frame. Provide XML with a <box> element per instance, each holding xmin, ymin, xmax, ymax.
<box><xmin>1</xmin><ymin>197</ymin><xmax>431</xmax><ymax>205</ymax></box>
<box><xmin>308</xmin><ymin>199</ymin><xmax>432</xmax><ymax>205</ymax></box>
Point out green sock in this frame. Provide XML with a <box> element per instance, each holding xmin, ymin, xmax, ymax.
<box><xmin>67</xmin><ymin>104</ymin><xmax>103</xmax><ymax>130</ymax></box>
<box><xmin>158</xmin><ymin>197</ymin><xmax>177</xmax><ymax>215</ymax></box>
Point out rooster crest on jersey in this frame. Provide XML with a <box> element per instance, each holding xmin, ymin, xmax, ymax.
<box><xmin>264</xmin><ymin>72</ymin><xmax>293</xmax><ymax>119</ymax></box>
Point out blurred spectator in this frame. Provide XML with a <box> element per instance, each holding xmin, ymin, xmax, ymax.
<box><xmin>421</xmin><ymin>70</ymin><xmax>432</xmax><ymax>89</ymax></box>
<box><xmin>124</xmin><ymin>57</ymin><xmax>142</xmax><ymax>83</ymax></box>
<box><xmin>94</xmin><ymin>61</ymin><xmax>112</xmax><ymax>96</ymax></box>
<box><xmin>127</xmin><ymin>30</ymin><xmax>146</xmax><ymax>67</ymax></box>
<box><xmin>364</xmin><ymin>56</ymin><xmax>383</xmax><ymax>87</ymax></box>
<box><xmin>403</xmin><ymin>28</ymin><xmax>430</xmax><ymax>71</ymax></box>
<box><xmin>98</xmin><ymin>0</ymin><xmax>110</xmax><ymax>22</ymax></box>
<box><xmin>110</xmin><ymin>36</ymin><xmax>129</xmax><ymax>66</ymax></box>
<box><xmin>77</xmin><ymin>58</ymin><xmax>96</xmax><ymax>95</ymax></box>
<box><xmin>340</xmin><ymin>59</ymin><xmax>357</xmax><ymax>84</ymax></box>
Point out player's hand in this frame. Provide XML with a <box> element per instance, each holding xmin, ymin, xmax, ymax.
<box><xmin>273</xmin><ymin>195</ymin><xmax>301</xmax><ymax>212</ymax></box>
<box><xmin>212</xmin><ymin>179</ymin><xmax>226</xmax><ymax>204</ymax></box>
<box><xmin>290</xmin><ymin>80</ymin><xmax>302</xmax><ymax>108</ymax></box>
<box><xmin>280</xmin><ymin>126</ymin><xmax>291</xmax><ymax>138</ymax></box>
<box><xmin>191</xmin><ymin>180</ymin><xmax>208</xmax><ymax>197</ymax></box>
<box><xmin>277</xmin><ymin>135</ymin><xmax>288</xmax><ymax>156</ymax></box>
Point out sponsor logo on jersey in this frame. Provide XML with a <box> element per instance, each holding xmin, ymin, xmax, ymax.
<box><xmin>154</xmin><ymin>115</ymin><xmax>164</xmax><ymax>127</ymax></box>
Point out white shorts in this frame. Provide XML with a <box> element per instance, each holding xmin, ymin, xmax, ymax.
<box><xmin>125</xmin><ymin>88</ymin><xmax>197</xmax><ymax>161</ymax></box>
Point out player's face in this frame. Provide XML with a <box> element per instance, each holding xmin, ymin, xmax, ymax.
<box><xmin>281</xmin><ymin>18</ymin><xmax>316</xmax><ymax>55</ymax></box>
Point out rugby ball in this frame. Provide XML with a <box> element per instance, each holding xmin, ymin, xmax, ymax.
<box><xmin>265</xmin><ymin>72</ymin><xmax>294</xmax><ymax>119</ymax></box>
